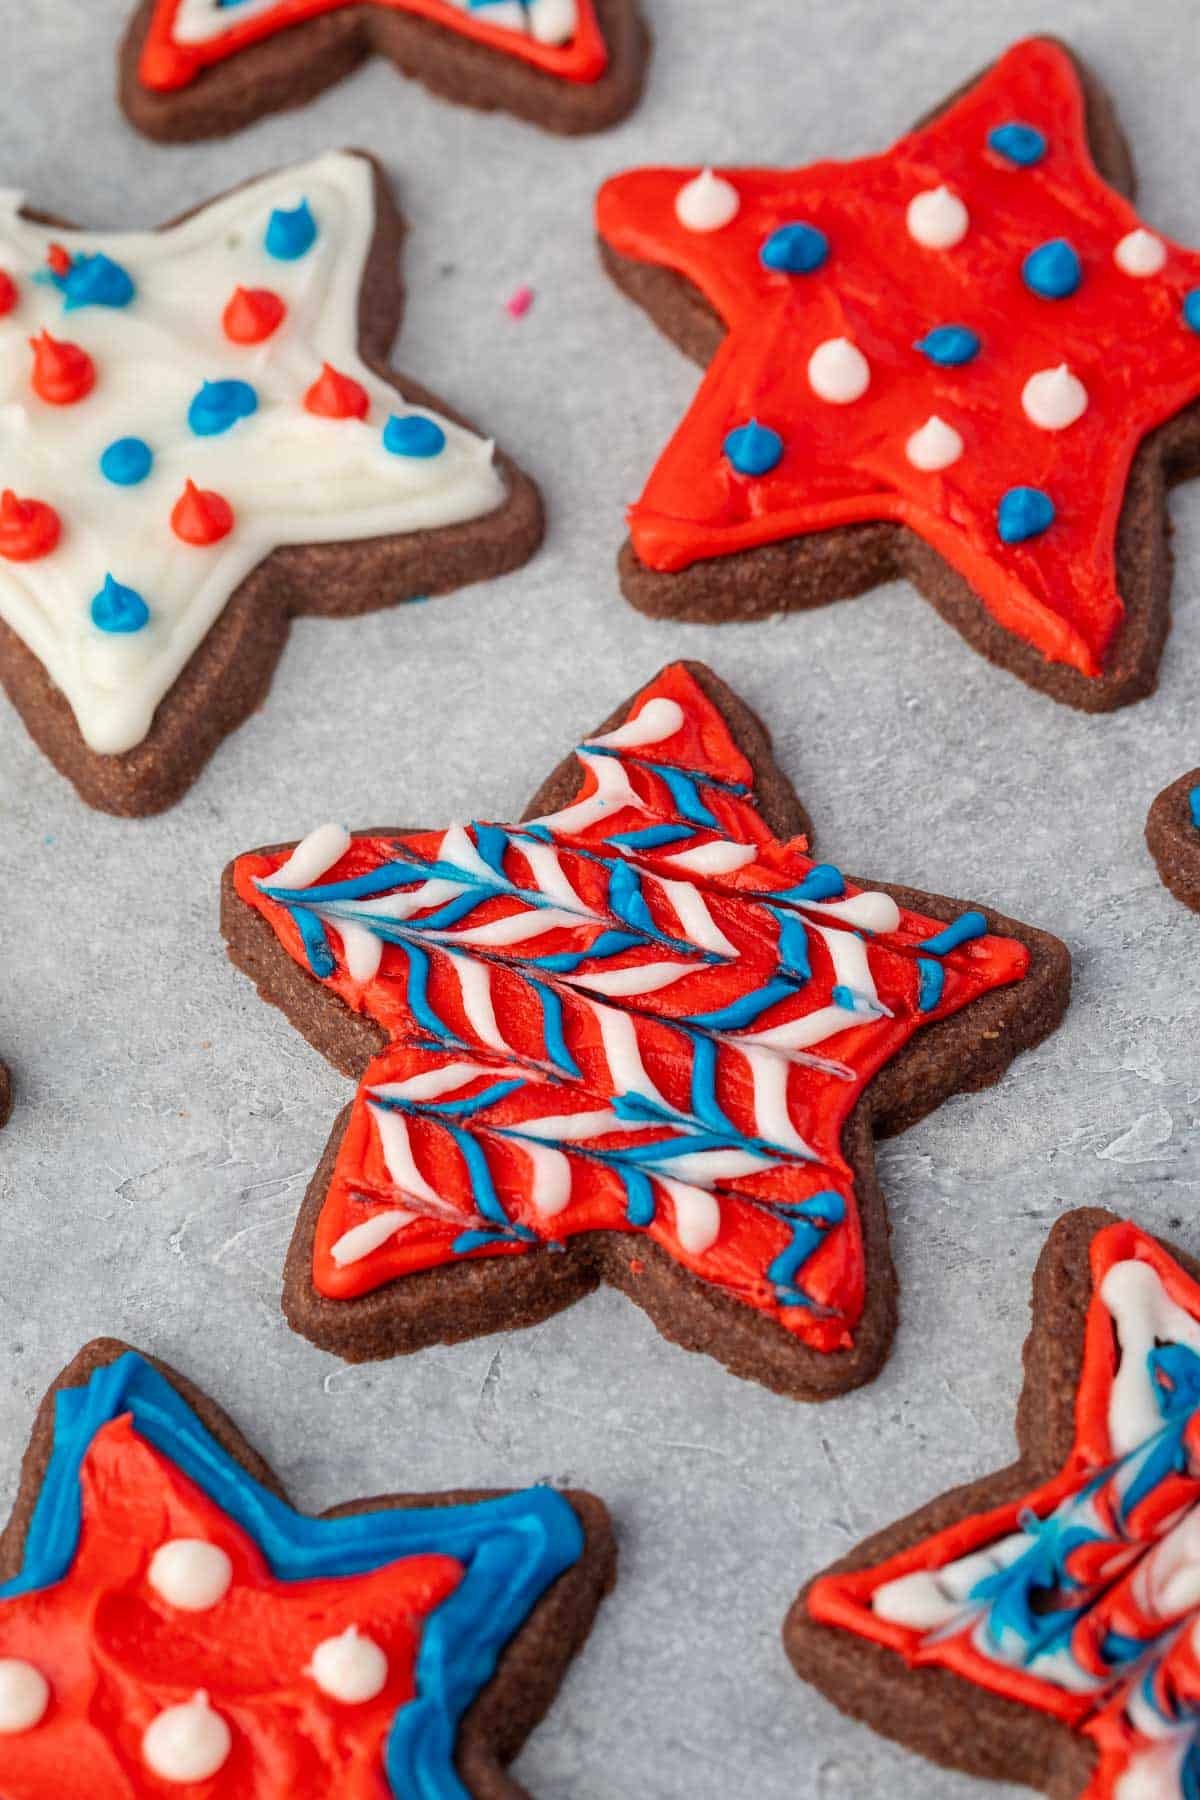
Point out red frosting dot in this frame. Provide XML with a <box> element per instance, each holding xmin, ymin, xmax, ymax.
<box><xmin>29</xmin><ymin>331</ymin><xmax>95</xmax><ymax>405</ymax></box>
<box><xmin>304</xmin><ymin>363</ymin><xmax>370</xmax><ymax>421</ymax></box>
<box><xmin>171</xmin><ymin>479</ymin><xmax>234</xmax><ymax>547</ymax></box>
<box><xmin>0</xmin><ymin>490</ymin><xmax>61</xmax><ymax>562</ymax></box>
<box><xmin>46</xmin><ymin>243</ymin><xmax>72</xmax><ymax>279</ymax></box>
<box><xmin>222</xmin><ymin>285</ymin><xmax>287</xmax><ymax>345</ymax></box>
<box><xmin>0</xmin><ymin>270</ymin><xmax>18</xmax><ymax>316</ymax></box>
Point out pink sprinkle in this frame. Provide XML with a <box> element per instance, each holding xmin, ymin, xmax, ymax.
<box><xmin>504</xmin><ymin>285</ymin><xmax>534</xmax><ymax>320</ymax></box>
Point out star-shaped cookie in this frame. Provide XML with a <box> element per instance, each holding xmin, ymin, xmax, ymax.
<box><xmin>0</xmin><ymin>151</ymin><xmax>541</xmax><ymax>815</ymax></box>
<box><xmin>1147</xmin><ymin>770</ymin><xmax>1200</xmax><ymax>912</ymax></box>
<box><xmin>596</xmin><ymin>38</ymin><xmax>1200</xmax><ymax>710</ymax></box>
<box><xmin>120</xmin><ymin>0</ymin><xmax>648</xmax><ymax>139</ymax></box>
<box><xmin>787</xmin><ymin>1209</ymin><xmax>1200</xmax><ymax>1800</ymax></box>
<box><xmin>222</xmin><ymin>660</ymin><xmax>1069</xmax><ymax>1399</ymax></box>
<box><xmin>0</xmin><ymin>1338</ymin><xmax>614</xmax><ymax>1796</ymax></box>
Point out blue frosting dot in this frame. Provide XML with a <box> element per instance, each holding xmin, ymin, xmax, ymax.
<box><xmin>188</xmin><ymin>378</ymin><xmax>258</xmax><ymax>437</ymax></box>
<box><xmin>723</xmin><ymin>419</ymin><xmax>784</xmax><ymax>477</ymax></box>
<box><xmin>914</xmin><ymin>324</ymin><xmax>980</xmax><ymax>366</ymax></box>
<box><xmin>1022</xmin><ymin>238</ymin><xmax>1082</xmax><ymax>299</ymax></box>
<box><xmin>998</xmin><ymin>486</ymin><xmax>1055</xmax><ymax>544</ymax></box>
<box><xmin>1190</xmin><ymin>785</ymin><xmax>1200</xmax><ymax>830</ymax></box>
<box><xmin>265</xmin><ymin>200</ymin><xmax>317</xmax><ymax>261</ymax></box>
<box><xmin>1183</xmin><ymin>289</ymin><xmax>1200</xmax><ymax>333</ymax></box>
<box><xmin>760</xmin><ymin>222</ymin><xmax>828</xmax><ymax>274</ymax></box>
<box><xmin>383</xmin><ymin>414</ymin><xmax>447</xmax><ymax>458</ymax></box>
<box><xmin>100</xmin><ymin>437</ymin><xmax>153</xmax><ymax>486</ymax></box>
<box><xmin>62</xmin><ymin>252</ymin><xmax>135</xmax><ymax>311</ymax></box>
<box><xmin>988</xmin><ymin>122</ymin><xmax>1047</xmax><ymax>167</ymax></box>
<box><xmin>90</xmin><ymin>574</ymin><xmax>149</xmax><ymax>634</ymax></box>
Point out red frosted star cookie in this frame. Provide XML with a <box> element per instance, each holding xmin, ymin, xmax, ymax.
<box><xmin>787</xmin><ymin>1209</ymin><xmax>1200</xmax><ymax>1800</ymax></box>
<box><xmin>1147</xmin><ymin>770</ymin><xmax>1200</xmax><ymax>913</ymax></box>
<box><xmin>597</xmin><ymin>38</ymin><xmax>1200</xmax><ymax>710</ymax></box>
<box><xmin>0</xmin><ymin>1339</ymin><xmax>614</xmax><ymax>1797</ymax></box>
<box><xmin>0</xmin><ymin>151</ymin><xmax>542</xmax><ymax>815</ymax></box>
<box><xmin>121</xmin><ymin>0</ymin><xmax>648</xmax><ymax>139</ymax></box>
<box><xmin>222</xmin><ymin>660</ymin><xmax>1070</xmax><ymax>1399</ymax></box>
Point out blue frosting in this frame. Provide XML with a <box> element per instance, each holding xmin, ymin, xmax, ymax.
<box><xmin>1022</xmin><ymin>238</ymin><xmax>1082</xmax><ymax>299</ymax></box>
<box><xmin>41</xmin><ymin>251</ymin><xmax>135</xmax><ymax>311</ymax></box>
<box><xmin>916</xmin><ymin>958</ymin><xmax>945</xmax><ymax>1012</ymax></box>
<box><xmin>987</xmin><ymin>122</ymin><xmax>1047</xmax><ymax>167</ymax></box>
<box><xmin>1</xmin><ymin>1353</ymin><xmax>583</xmax><ymax>1800</ymax></box>
<box><xmin>723</xmin><ymin>419</ymin><xmax>784</xmax><ymax>477</ymax></box>
<box><xmin>914</xmin><ymin>325</ymin><xmax>980</xmax><ymax>367</ymax></box>
<box><xmin>384</xmin><ymin>415</ymin><xmax>447</xmax><ymax>459</ymax></box>
<box><xmin>760</xmin><ymin>222</ymin><xmax>828</xmax><ymax>274</ymax></box>
<box><xmin>90</xmin><ymin>575</ymin><xmax>149</xmax><ymax>634</ymax></box>
<box><xmin>100</xmin><ymin>436</ymin><xmax>153</xmax><ymax>487</ymax></box>
<box><xmin>1184</xmin><ymin>289</ymin><xmax>1200</xmax><ymax>334</ymax></box>
<box><xmin>766</xmin><ymin>1191</ymin><xmax>846</xmax><ymax>1306</ymax></box>
<box><xmin>998</xmin><ymin>486</ymin><xmax>1055</xmax><ymax>545</ymax></box>
<box><xmin>188</xmin><ymin>378</ymin><xmax>258</xmax><ymax>437</ymax></box>
<box><xmin>1190</xmin><ymin>785</ymin><xmax>1200</xmax><ymax>831</ymax></box>
<box><xmin>919</xmin><ymin>911</ymin><xmax>987</xmax><ymax>956</ymax></box>
<box><xmin>265</xmin><ymin>200</ymin><xmax>317</xmax><ymax>261</ymax></box>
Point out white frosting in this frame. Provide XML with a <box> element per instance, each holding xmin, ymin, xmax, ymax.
<box><xmin>308</xmin><ymin>1626</ymin><xmax>389</xmax><ymax>1703</ymax></box>
<box><xmin>570</xmin><ymin>958</ymin><xmax>696</xmax><ymax>997</ymax></box>
<box><xmin>1115</xmin><ymin>1742</ymin><xmax>1190</xmax><ymax>1800</ymax></box>
<box><xmin>590</xmin><ymin>1000</ymin><xmax>670</xmax><ymax>1109</ymax></box>
<box><xmin>661</xmin><ymin>840</ymin><xmax>757</xmax><ymax>876</ymax></box>
<box><xmin>0</xmin><ymin>153</ymin><xmax>505</xmax><ymax>754</ymax></box>
<box><xmin>1021</xmin><ymin>365</ymin><xmax>1088</xmax><ymax>431</ymax></box>
<box><xmin>906</xmin><ymin>185</ymin><xmax>969</xmax><ymax>249</ymax></box>
<box><xmin>148</xmin><ymin>1539</ymin><xmax>233</xmax><ymax>1611</ymax></box>
<box><xmin>1114</xmin><ymin>228</ymin><xmax>1167</xmax><ymax>277</ymax></box>
<box><xmin>520</xmin><ymin>1139</ymin><xmax>572</xmax><ymax>1216</ymax></box>
<box><xmin>807</xmin><ymin>338</ymin><xmax>870</xmax><ymax>405</ymax></box>
<box><xmin>674</xmin><ymin>170</ymin><xmax>740</xmax><ymax>234</ymax></box>
<box><xmin>740</xmin><ymin>1045</ymin><xmax>818</xmax><ymax>1158</ymax></box>
<box><xmin>588</xmin><ymin>696</ymin><xmax>684</xmax><ymax>750</ymax></box>
<box><xmin>0</xmin><ymin>1659</ymin><xmax>49</xmax><ymax>1734</ymax></box>
<box><xmin>797</xmin><ymin>890</ymin><xmax>901</xmax><ymax>934</ymax></box>
<box><xmin>658</xmin><ymin>1176</ymin><xmax>721</xmax><ymax>1254</ymax></box>
<box><xmin>905</xmin><ymin>414</ymin><xmax>963</xmax><ymax>472</ymax></box>
<box><xmin>533</xmin><ymin>749</ymin><xmax>646</xmax><ymax>835</ymax></box>
<box><xmin>330</xmin><ymin>1206</ymin><xmax>415</xmax><ymax>1266</ymax></box>
<box><xmin>173</xmin><ymin>0</ymin><xmax>578</xmax><ymax>48</ymax></box>
<box><xmin>1101</xmin><ymin>1259</ymin><xmax>1200</xmax><ymax>1455</ymax></box>
<box><xmin>656</xmin><ymin>876</ymin><xmax>737</xmax><ymax>958</ymax></box>
<box><xmin>142</xmin><ymin>1691</ymin><xmax>231</xmax><ymax>1783</ymax></box>
<box><xmin>447</xmin><ymin>950</ymin><xmax>514</xmax><ymax>1055</ymax></box>
<box><xmin>266</xmin><ymin>822</ymin><xmax>350</xmax><ymax>890</ymax></box>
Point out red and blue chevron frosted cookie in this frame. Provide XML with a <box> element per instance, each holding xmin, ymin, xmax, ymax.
<box><xmin>0</xmin><ymin>1338</ymin><xmax>613</xmax><ymax>1796</ymax></box>
<box><xmin>120</xmin><ymin>0</ymin><xmax>648</xmax><ymax>138</ymax></box>
<box><xmin>1147</xmin><ymin>770</ymin><xmax>1200</xmax><ymax>913</ymax></box>
<box><xmin>787</xmin><ymin>1209</ymin><xmax>1200</xmax><ymax>1800</ymax></box>
<box><xmin>222</xmin><ymin>660</ymin><xmax>1070</xmax><ymax>1399</ymax></box>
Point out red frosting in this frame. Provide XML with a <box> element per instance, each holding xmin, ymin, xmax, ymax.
<box><xmin>0</xmin><ymin>269</ymin><xmax>17</xmax><ymax>316</ymax></box>
<box><xmin>171</xmin><ymin>479</ymin><xmax>235</xmax><ymax>546</ymax></box>
<box><xmin>29</xmin><ymin>331</ymin><xmax>95</xmax><ymax>406</ymax></box>
<box><xmin>595</xmin><ymin>38</ymin><xmax>1200</xmax><ymax>682</ymax></box>
<box><xmin>808</xmin><ymin>1221</ymin><xmax>1200</xmax><ymax>1797</ymax></box>
<box><xmin>0</xmin><ymin>1415</ymin><xmax>462</xmax><ymax>1798</ymax></box>
<box><xmin>305</xmin><ymin>363</ymin><xmax>370</xmax><ymax>421</ymax></box>
<box><xmin>0</xmin><ymin>491</ymin><xmax>61</xmax><ymax>562</ymax></box>
<box><xmin>222</xmin><ymin>286</ymin><xmax>287</xmax><ymax>345</ymax></box>
<box><xmin>233</xmin><ymin>663</ymin><xmax>1030</xmax><ymax>1356</ymax></box>
<box><xmin>139</xmin><ymin>0</ymin><xmax>609</xmax><ymax>93</ymax></box>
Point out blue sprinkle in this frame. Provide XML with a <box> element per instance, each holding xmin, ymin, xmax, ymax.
<box><xmin>998</xmin><ymin>485</ymin><xmax>1055</xmax><ymax>544</ymax></box>
<box><xmin>1189</xmin><ymin>785</ymin><xmax>1200</xmax><ymax>830</ymax></box>
<box><xmin>188</xmin><ymin>378</ymin><xmax>258</xmax><ymax>437</ymax></box>
<box><xmin>1022</xmin><ymin>238</ymin><xmax>1082</xmax><ymax>299</ymax></box>
<box><xmin>90</xmin><ymin>574</ymin><xmax>149</xmax><ymax>635</ymax></box>
<box><xmin>61</xmin><ymin>252</ymin><xmax>135</xmax><ymax>311</ymax></box>
<box><xmin>914</xmin><ymin>324</ymin><xmax>980</xmax><ymax>366</ymax></box>
<box><xmin>100</xmin><ymin>436</ymin><xmax>153</xmax><ymax>486</ymax></box>
<box><xmin>917</xmin><ymin>957</ymin><xmax>945</xmax><ymax>1011</ymax></box>
<box><xmin>723</xmin><ymin>419</ymin><xmax>784</xmax><ymax>477</ymax></box>
<box><xmin>383</xmin><ymin>414</ymin><xmax>447</xmax><ymax>458</ymax></box>
<box><xmin>1183</xmin><ymin>289</ymin><xmax>1200</xmax><ymax>333</ymax></box>
<box><xmin>920</xmin><ymin>911</ymin><xmax>988</xmax><ymax>956</ymax></box>
<box><xmin>265</xmin><ymin>199</ymin><xmax>317</xmax><ymax>261</ymax></box>
<box><xmin>760</xmin><ymin>222</ymin><xmax>828</xmax><ymax>274</ymax></box>
<box><xmin>988</xmin><ymin>122</ymin><xmax>1047</xmax><ymax>167</ymax></box>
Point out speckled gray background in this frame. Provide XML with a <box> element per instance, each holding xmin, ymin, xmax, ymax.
<box><xmin>1</xmin><ymin>2</ymin><xmax>1199</xmax><ymax>1794</ymax></box>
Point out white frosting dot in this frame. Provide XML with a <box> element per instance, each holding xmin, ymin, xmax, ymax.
<box><xmin>0</xmin><ymin>1660</ymin><xmax>50</xmax><ymax>1734</ymax></box>
<box><xmin>527</xmin><ymin>0</ymin><xmax>577</xmax><ymax>43</ymax></box>
<box><xmin>674</xmin><ymin>169</ymin><xmax>740</xmax><ymax>234</ymax></box>
<box><xmin>1114</xmin><ymin>228</ymin><xmax>1166</xmax><ymax>276</ymax></box>
<box><xmin>142</xmin><ymin>1691</ymin><xmax>231</xmax><ymax>1783</ymax></box>
<box><xmin>149</xmin><ymin>1539</ymin><xmax>233</xmax><ymax>1613</ymax></box>
<box><xmin>308</xmin><ymin>1626</ymin><xmax>389</xmax><ymax>1704</ymax></box>
<box><xmin>905</xmin><ymin>414</ymin><xmax>963</xmax><ymax>471</ymax></box>
<box><xmin>1021</xmin><ymin>364</ymin><xmax>1088</xmax><ymax>431</ymax></box>
<box><xmin>807</xmin><ymin>337</ymin><xmax>870</xmax><ymax>404</ymax></box>
<box><xmin>906</xmin><ymin>185</ymin><xmax>969</xmax><ymax>249</ymax></box>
